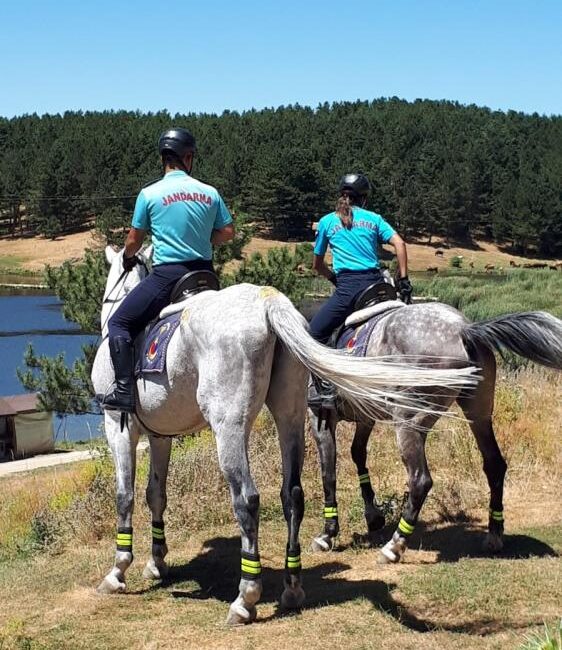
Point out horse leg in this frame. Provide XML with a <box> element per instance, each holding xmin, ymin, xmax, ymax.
<box><xmin>457</xmin><ymin>350</ymin><xmax>507</xmax><ymax>553</ymax></box>
<box><xmin>309</xmin><ymin>408</ymin><xmax>340</xmax><ymax>552</ymax></box>
<box><xmin>350</xmin><ymin>421</ymin><xmax>385</xmax><ymax>536</ymax></box>
<box><xmin>97</xmin><ymin>411</ymin><xmax>140</xmax><ymax>593</ymax></box>
<box><xmin>380</xmin><ymin>413</ymin><xmax>440</xmax><ymax>564</ymax></box>
<box><xmin>142</xmin><ymin>434</ymin><xmax>173</xmax><ymax>580</ymax></box>
<box><xmin>212</xmin><ymin>423</ymin><xmax>262</xmax><ymax>625</ymax></box>
<box><xmin>266</xmin><ymin>344</ymin><xmax>307</xmax><ymax>610</ymax></box>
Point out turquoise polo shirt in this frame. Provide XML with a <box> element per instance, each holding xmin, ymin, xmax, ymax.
<box><xmin>131</xmin><ymin>170</ymin><xmax>233</xmax><ymax>266</ymax></box>
<box><xmin>314</xmin><ymin>207</ymin><xmax>396</xmax><ymax>274</ymax></box>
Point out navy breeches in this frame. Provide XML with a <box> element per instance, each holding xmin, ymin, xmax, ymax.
<box><xmin>108</xmin><ymin>260</ymin><xmax>213</xmax><ymax>341</ymax></box>
<box><xmin>309</xmin><ymin>269</ymin><xmax>382</xmax><ymax>344</ymax></box>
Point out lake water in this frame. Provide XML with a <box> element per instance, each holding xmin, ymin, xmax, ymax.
<box><xmin>0</xmin><ymin>288</ymin><xmax>103</xmax><ymax>442</ymax></box>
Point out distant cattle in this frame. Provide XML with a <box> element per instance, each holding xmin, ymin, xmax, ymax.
<box><xmin>509</xmin><ymin>260</ymin><xmax>521</xmax><ymax>268</ymax></box>
<box><xmin>522</xmin><ymin>262</ymin><xmax>548</xmax><ymax>269</ymax></box>
<box><xmin>468</xmin><ymin>261</ymin><xmax>474</xmax><ymax>269</ymax></box>
<box><xmin>435</xmin><ymin>249</ymin><xmax>444</xmax><ymax>257</ymax></box>
<box><xmin>426</xmin><ymin>266</ymin><xmax>439</xmax><ymax>273</ymax></box>
<box><xmin>484</xmin><ymin>264</ymin><xmax>495</xmax><ymax>273</ymax></box>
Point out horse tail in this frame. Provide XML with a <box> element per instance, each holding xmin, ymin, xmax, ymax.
<box><xmin>461</xmin><ymin>311</ymin><xmax>562</xmax><ymax>369</ymax></box>
<box><xmin>262</xmin><ymin>288</ymin><xmax>479</xmax><ymax>419</ymax></box>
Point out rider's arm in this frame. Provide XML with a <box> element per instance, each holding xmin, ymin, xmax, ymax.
<box><xmin>211</xmin><ymin>195</ymin><xmax>235</xmax><ymax>244</ymax></box>
<box><xmin>126</xmin><ymin>190</ymin><xmax>149</xmax><ymax>259</ymax></box>
<box><xmin>312</xmin><ymin>218</ymin><xmax>336</xmax><ymax>283</ymax></box>
<box><xmin>388</xmin><ymin>233</ymin><xmax>408</xmax><ymax>279</ymax></box>
<box><xmin>124</xmin><ymin>227</ymin><xmax>146</xmax><ymax>258</ymax></box>
<box><xmin>313</xmin><ymin>254</ymin><xmax>336</xmax><ymax>284</ymax></box>
<box><xmin>211</xmin><ymin>223</ymin><xmax>235</xmax><ymax>244</ymax></box>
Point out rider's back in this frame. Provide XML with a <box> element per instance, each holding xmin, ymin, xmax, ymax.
<box><xmin>132</xmin><ymin>171</ymin><xmax>231</xmax><ymax>265</ymax></box>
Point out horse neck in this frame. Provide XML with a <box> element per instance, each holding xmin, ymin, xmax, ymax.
<box><xmin>100</xmin><ymin>265</ymin><xmax>142</xmax><ymax>338</ymax></box>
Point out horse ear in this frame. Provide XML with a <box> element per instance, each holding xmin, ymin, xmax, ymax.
<box><xmin>105</xmin><ymin>246</ymin><xmax>118</xmax><ymax>264</ymax></box>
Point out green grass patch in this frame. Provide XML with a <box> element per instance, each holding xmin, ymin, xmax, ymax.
<box><xmin>415</xmin><ymin>269</ymin><xmax>562</xmax><ymax>320</ymax></box>
<box><xmin>0</xmin><ymin>255</ymin><xmax>26</xmax><ymax>273</ymax></box>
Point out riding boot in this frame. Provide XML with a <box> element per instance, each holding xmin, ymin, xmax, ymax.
<box><xmin>307</xmin><ymin>374</ymin><xmax>337</xmax><ymax>410</ymax></box>
<box><xmin>103</xmin><ymin>336</ymin><xmax>136</xmax><ymax>413</ymax></box>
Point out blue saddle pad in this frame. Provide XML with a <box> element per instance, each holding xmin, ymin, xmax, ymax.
<box><xmin>140</xmin><ymin>313</ymin><xmax>182</xmax><ymax>374</ymax></box>
<box><xmin>336</xmin><ymin>318</ymin><xmax>379</xmax><ymax>357</ymax></box>
<box><xmin>336</xmin><ymin>310</ymin><xmax>394</xmax><ymax>357</ymax></box>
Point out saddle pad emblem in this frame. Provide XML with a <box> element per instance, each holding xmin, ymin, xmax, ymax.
<box><xmin>336</xmin><ymin>312</ymin><xmax>390</xmax><ymax>357</ymax></box>
<box><xmin>147</xmin><ymin>323</ymin><xmax>171</xmax><ymax>362</ymax></box>
<box><xmin>141</xmin><ymin>313</ymin><xmax>182</xmax><ymax>374</ymax></box>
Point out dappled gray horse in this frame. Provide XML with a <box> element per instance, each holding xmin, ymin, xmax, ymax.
<box><xmin>92</xmin><ymin>248</ymin><xmax>478</xmax><ymax>624</ymax></box>
<box><xmin>309</xmin><ymin>301</ymin><xmax>562</xmax><ymax>562</ymax></box>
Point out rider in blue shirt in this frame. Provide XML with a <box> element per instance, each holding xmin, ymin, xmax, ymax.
<box><xmin>103</xmin><ymin>128</ymin><xmax>235</xmax><ymax>412</ymax></box>
<box><xmin>308</xmin><ymin>173</ymin><xmax>413</xmax><ymax>406</ymax></box>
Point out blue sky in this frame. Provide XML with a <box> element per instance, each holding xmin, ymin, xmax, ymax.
<box><xmin>1</xmin><ymin>0</ymin><xmax>561</xmax><ymax>118</ymax></box>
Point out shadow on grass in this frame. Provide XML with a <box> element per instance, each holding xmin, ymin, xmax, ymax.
<box><xmin>140</xmin><ymin>535</ymin><xmax>551</xmax><ymax>635</ymax></box>
<box><xmin>418</xmin><ymin>523</ymin><xmax>558</xmax><ymax>562</ymax></box>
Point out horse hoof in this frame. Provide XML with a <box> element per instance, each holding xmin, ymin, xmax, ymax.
<box><xmin>378</xmin><ymin>544</ymin><xmax>401</xmax><ymax>565</ymax></box>
<box><xmin>483</xmin><ymin>533</ymin><xmax>504</xmax><ymax>554</ymax></box>
<box><xmin>142</xmin><ymin>558</ymin><xmax>169</xmax><ymax>580</ymax></box>
<box><xmin>97</xmin><ymin>574</ymin><xmax>126</xmax><ymax>594</ymax></box>
<box><xmin>280</xmin><ymin>585</ymin><xmax>305</xmax><ymax>610</ymax></box>
<box><xmin>226</xmin><ymin>603</ymin><xmax>257</xmax><ymax>626</ymax></box>
<box><xmin>311</xmin><ymin>534</ymin><xmax>333</xmax><ymax>553</ymax></box>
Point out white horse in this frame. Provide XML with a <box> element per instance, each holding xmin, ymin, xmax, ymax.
<box><xmin>92</xmin><ymin>246</ymin><xmax>478</xmax><ymax>624</ymax></box>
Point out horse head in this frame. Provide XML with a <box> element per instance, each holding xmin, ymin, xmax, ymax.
<box><xmin>101</xmin><ymin>245</ymin><xmax>152</xmax><ymax>337</ymax></box>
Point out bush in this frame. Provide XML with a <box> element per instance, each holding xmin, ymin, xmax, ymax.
<box><xmin>449</xmin><ymin>255</ymin><xmax>463</xmax><ymax>268</ymax></box>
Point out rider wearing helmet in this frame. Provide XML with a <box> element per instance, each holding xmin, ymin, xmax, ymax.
<box><xmin>308</xmin><ymin>173</ymin><xmax>412</xmax><ymax>405</ymax></box>
<box><xmin>103</xmin><ymin>127</ymin><xmax>235</xmax><ymax>412</ymax></box>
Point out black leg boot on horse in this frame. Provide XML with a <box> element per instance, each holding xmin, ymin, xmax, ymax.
<box><xmin>104</xmin><ymin>336</ymin><xmax>136</xmax><ymax>413</ymax></box>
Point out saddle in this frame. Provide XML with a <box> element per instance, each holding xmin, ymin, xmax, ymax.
<box><xmin>334</xmin><ymin>280</ymin><xmax>405</xmax><ymax>355</ymax></box>
<box><xmin>137</xmin><ymin>270</ymin><xmax>220</xmax><ymax>375</ymax></box>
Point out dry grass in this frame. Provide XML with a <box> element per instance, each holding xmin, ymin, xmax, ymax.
<box><xmin>0</xmin><ymin>368</ymin><xmax>560</xmax><ymax>649</ymax></box>
<box><xmin>2</xmin><ymin>229</ymin><xmax>558</xmax><ymax>274</ymax></box>
<box><xmin>0</xmin><ymin>230</ymin><xmax>98</xmax><ymax>272</ymax></box>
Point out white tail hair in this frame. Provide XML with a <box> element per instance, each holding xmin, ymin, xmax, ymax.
<box><xmin>263</xmin><ymin>289</ymin><xmax>480</xmax><ymax>419</ymax></box>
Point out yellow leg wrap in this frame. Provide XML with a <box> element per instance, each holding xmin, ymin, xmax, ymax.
<box><xmin>324</xmin><ymin>506</ymin><xmax>338</xmax><ymax>519</ymax></box>
<box><xmin>398</xmin><ymin>517</ymin><xmax>415</xmax><ymax>536</ymax></box>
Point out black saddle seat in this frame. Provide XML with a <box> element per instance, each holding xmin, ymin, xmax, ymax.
<box><xmin>170</xmin><ymin>270</ymin><xmax>220</xmax><ymax>303</ymax></box>
<box><xmin>354</xmin><ymin>281</ymin><xmax>397</xmax><ymax>311</ymax></box>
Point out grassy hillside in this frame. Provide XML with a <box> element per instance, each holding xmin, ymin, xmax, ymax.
<box><xmin>0</xmin><ymin>367</ymin><xmax>560</xmax><ymax>649</ymax></box>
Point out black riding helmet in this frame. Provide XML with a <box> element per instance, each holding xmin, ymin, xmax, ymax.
<box><xmin>158</xmin><ymin>127</ymin><xmax>196</xmax><ymax>158</ymax></box>
<box><xmin>338</xmin><ymin>173</ymin><xmax>370</xmax><ymax>198</ymax></box>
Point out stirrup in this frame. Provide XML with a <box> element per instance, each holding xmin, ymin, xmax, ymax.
<box><xmin>102</xmin><ymin>386</ymin><xmax>136</xmax><ymax>413</ymax></box>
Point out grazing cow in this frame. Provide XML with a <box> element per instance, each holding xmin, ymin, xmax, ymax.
<box><xmin>484</xmin><ymin>264</ymin><xmax>495</xmax><ymax>273</ymax></box>
<box><xmin>469</xmin><ymin>261</ymin><xmax>474</xmax><ymax>269</ymax></box>
<box><xmin>435</xmin><ymin>249</ymin><xmax>444</xmax><ymax>257</ymax></box>
<box><xmin>509</xmin><ymin>260</ymin><xmax>521</xmax><ymax>268</ymax></box>
<box><xmin>523</xmin><ymin>262</ymin><xmax>548</xmax><ymax>269</ymax></box>
<box><xmin>426</xmin><ymin>266</ymin><xmax>439</xmax><ymax>273</ymax></box>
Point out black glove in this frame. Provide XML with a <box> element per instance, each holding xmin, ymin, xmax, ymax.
<box><xmin>397</xmin><ymin>276</ymin><xmax>413</xmax><ymax>304</ymax></box>
<box><xmin>123</xmin><ymin>254</ymin><xmax>139</xmax><ymax>272</ymax></box>
<box><xmin>327</xmin><ymin>271</ymin><xmax>337</xmax><ymax>287</ymax></box>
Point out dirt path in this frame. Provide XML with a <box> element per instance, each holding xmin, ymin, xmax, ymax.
<box><xmin>0</xmin><ymin>441</ymin><xmax>148</xmax><ymax>477</ymax></box>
